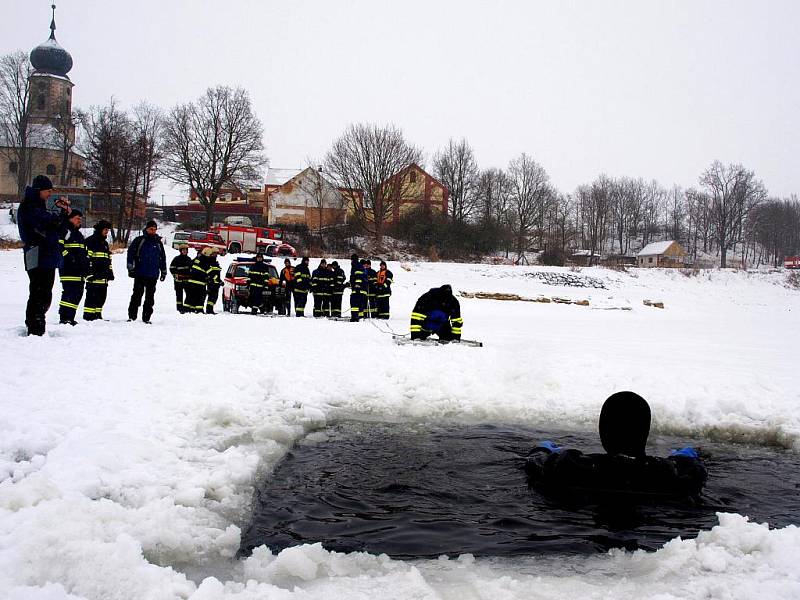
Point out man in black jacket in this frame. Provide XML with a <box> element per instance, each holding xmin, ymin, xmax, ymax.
<box><xmin>247</xmin><ymin>253</ymin><xmax>270</xmax><ymax>314</ymax></box>
<box><xmin>58</xmin><ymin>209</ymin><xmax>89</xmax><ymax>325</ymax></box>
<box><xmin>83</xmin><ymin>220</ymin><xmax>114</xmax><ymax>321</ymax></box>
<box><xmin>16</xmin><ymin>175</ymin><xmax>70</xmax><ymax>335</ymax></box>
<box><xmin>169</xmin><ymin>245</ymin><xmax>192</xmax><ymax>313</ymax></box>
<box><xmin>410</xmin><ymin>284</ymin><xmax>463</xmax><ymax>341</ymax></box>
<box><xmin>330</xmin><ymin>260</ymin><xmax>347</xmax><ymax>318</ymax></box>
<box><xmin>311</xmin><ymin>259</ymin><xmax>333</xmax><ymax>317</ymax></box>
<box><xmin>126</xmin><ymin>220</ymin><xmax>167</xmax><ymax>323</ymax></box>
<box><xmin>292</xmin><ymin>257</ymin><xmax>311</xmax><ymax>317</ymax></box>
<box><xmin>348</xmin><ymin>254</ymin><xmax>366</xmax><ymax>321</ymax></box>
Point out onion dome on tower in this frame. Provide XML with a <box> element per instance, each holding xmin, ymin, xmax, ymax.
<box><xmin>29</xmin><ymin>5</ymin><xmax>73</xmax><ymax>78</ymax></box>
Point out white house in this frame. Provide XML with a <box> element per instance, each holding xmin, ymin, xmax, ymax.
<box><xmin>637</xmin><ymin>240</ymin><xmax>688</xmax><ymax>268</ymax></box>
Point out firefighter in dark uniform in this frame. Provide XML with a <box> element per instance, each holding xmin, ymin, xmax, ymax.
<box><xmin>205</xmin><ymin>248</ymin><xmax>222</xmax><ymax>314</ymax></box>
<box><xmin>292</xmin><ymin>257</ymin><xmax>311</xmax><ymax>317</ymax></box>
<box><xmin>184</xmin><ymin>248</ymin><xmax>212</xmax><ymax>314</ymax></box>
<box><xmin>349</xmin><ymin>254</ymin><xmax>367</xmax><ymax>321</ymax></box>
<box><xmin>362</xmin><ymin>259</ymin><xmax>378</xmax><ymax>318</ymax></box>
<box><xmin>375</xmin><ymin>260</ymin><xmax>394</xmax><ymax>319</ymax></box>
<box><xmin>247</xmin><ymin>253</ymin><xmax>270</xmax><ymax>314</ymax></box>
<box><xmin>83</xmin><ymin>220</ymin><xmax>114</xmax><ymax>321</ymax></box>
<box><xmin>279</xmin><ymin>258</ymin><xmax>294</xmax><ymax>315</ymax></box>
<box><xmin>169</xmin><ymin>245</ymin><xmax>192</xmax><ymax>313</ymax></box>
<box><xmin>58</xmin><ymin>209</ymin><xmax>89</xmax><ymax>325</ymax></box>
<box><xmin>410</xmin><ymin>284</ymin><xmax>463</xmax><ymax>341</ymax></box>
<box><xmin>330</xmin><ymin>260</ymin><xmax>347</xmax><ymax>318</ymax></box>
<box><xmin>311</xmin><ymin>259</ymin><xmax>333</xmax><ymax>317</ymax></box>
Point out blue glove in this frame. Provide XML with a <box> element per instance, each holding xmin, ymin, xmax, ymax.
<box><xmin>535</xmin><ymin>440</ymin><xmax>561</xmax><ymax>453</ymax></box>
<box><xmin>670</xmin><ymin>447</ymin><xmax>699</xmax><ymax>459</ymax></box>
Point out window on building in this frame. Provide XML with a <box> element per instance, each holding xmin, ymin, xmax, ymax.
<box><xmin>648</xmin><ymin>257</ymin><xmax>653</xmax><ymax>263</ymax></box>
<box><xmin>46</xmin><ymin>164</ymin><xmax>57</xmax><ymax>175</ymax></box>
<box><xmin>8</xmin><ymin>162</ymin><xmax>17</xmax><ymax>174</ymax></box>
<box><xmin>409</xmin><ymin>170</ymin><xmax>417</xmax><ymax>183</ymax></box>
<box><xmin>37</xmin><ymin>94</ymin><xmax>46</xmax><ymax>110</ymax></box>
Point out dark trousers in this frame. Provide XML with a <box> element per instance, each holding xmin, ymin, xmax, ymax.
<box><xmin>349</xmin><ymin>290</ymin><xmax>366</xmax><ymax>321</ymax></box>
<box><xmin>206</xmin><ymin>284</ymin><xmax>220</xmax><ymax>313</ymax></box>
<box><xmin>376</xmin><ymin>295</ymin><xmax>390</xmax><ymax>319</ymax></box>
<box><xmin>58</xmin><ymin>278</ymin><xmax>84</xmax><ymax>322</ymax></box>
<box><xmin>184</xmin><ymin>282</ymin><xmax>205</xmax><ymax>313</ymax></box>
<box><xmin>413</xmin><ymin>323</ymin><xmax>455</xmax><ymax>341</ymax></box>
<box><xmin>293</xmin><ymin>290</ymin><xmax>308</xmax><ymax>316</ymax></box>
<box><xmin>366</xmin><ymin>294</ymin><xmax>377</xmax><ymax>318</ymax></box>
<box><xmin>249</xmin><ymin>286</ymin><xmax>265</xmax><ymax>313</ymax></box>
<box><xmin>331</xmin><ymin>292</ymin><xmax>343</xmax><ymax>317</ymax></box>
<box><xmin>25</xmin><ymin>267</ymin><xmax>56</xmax><ymax>335</ymax></box>
<box><xmin>313</xmin><ymin>293</ymin><xmax>331</xmax><ymax>317</ymax></box>
<box><xmin>128</xmin><ymin>277</ymin><xmax>157</xmax><ymax>321</ymax></box>
<box><xmin>174</xmin><ymin>281</ymin><xmax>187</xmax><ymax>312</ymax></box>
<box><xmin>84</xmin><ymin>281</ymin><xmax>108</xmax><ymax>320</ymax></box>
<box><xmin>278</xmin><ymin>289</ymin><xmax>290</xmax><ymax>315</ymax></box>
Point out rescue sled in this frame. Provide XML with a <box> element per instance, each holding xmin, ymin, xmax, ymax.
<box><xmin>392</xmin><ymin>334</ymin><xmax>483</xmax><ymax>347</ymax></box>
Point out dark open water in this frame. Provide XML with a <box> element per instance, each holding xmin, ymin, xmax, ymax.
<box><xmin>240</xmin><ymin>422</ymin><xmax>800</xmax><ymax>558</ymax></box>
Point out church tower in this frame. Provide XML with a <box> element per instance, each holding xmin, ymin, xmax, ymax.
<box><xmin>28</xmin><ymin>4</ymin><xmax>75</xmax><ymax>143</ymax></box>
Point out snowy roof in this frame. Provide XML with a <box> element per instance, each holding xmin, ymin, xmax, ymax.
<box><xmin>265</xmin><ymin>167</ymin><xmax>340</xmax><ymax>188</ymax></box>
<box><xmin>265</xmin><ymin>168</ymin><xmax>302</xmax><ymax>186</ymax></box>
<box><xmin>638</xmin><ymin>241</ymin><xmax>677</xmax><ymax>256</ymax></box>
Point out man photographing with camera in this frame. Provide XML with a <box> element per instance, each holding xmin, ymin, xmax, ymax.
<box><xmin>16</xmin><ymin>175</ymin><xmax>71</xmax><ymax>336</ymax></box>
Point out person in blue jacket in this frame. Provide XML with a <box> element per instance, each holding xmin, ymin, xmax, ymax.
<box><xmin>126</xmin><ymin>220</ymin><xmax>167</xmax><ymax>324</ymax></box>
<box><xmin>17</xmin><ymin>175</ymin><xmax>70</xmax><ymax>336</ymax></box>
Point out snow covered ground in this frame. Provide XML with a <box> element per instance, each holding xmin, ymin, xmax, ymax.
<box><xmin>1</xmin><ymin>221</ymin><xmax>799</xmax><ymax>598</ymax></box>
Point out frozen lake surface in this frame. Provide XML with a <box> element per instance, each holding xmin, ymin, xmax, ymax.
<box><xmin>242</xmin><ymin>421</ymin><xmax>800</xmax><ymax>558</ymax></box>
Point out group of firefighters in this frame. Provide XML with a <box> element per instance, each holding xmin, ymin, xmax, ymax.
<box><xmin>18</xmin><ymin>174</ymin><xmax>464</xmax><ymax>341</ymax></box>
<box><xmin>168</xmin><ymin>248</ymin><xmax>396</xmax><ymax>321</ymax></box>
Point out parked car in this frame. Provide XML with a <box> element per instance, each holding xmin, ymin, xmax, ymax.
<box><xmin>263</xmin><ymin>241</ymin><xmax>298</xmax><ymax>257</ymax></box>
<box><xmin>210</xmin><ymin>224</ymin><xmax>284</xmax><ymax>254</ymax></box>
<box><xmin>222</xmin><ymin>258</ymin><xmax>283</xmax><ymax>313</ymax></box>
<box><xmin>186</xmin><ymin>231</ymin><xmax>227</xmax><ymax>255</ymax></box>
<box><xmin>171</xmin><ymin>231</ymin><xmax>190</xmax><ymax>249</ymax></box>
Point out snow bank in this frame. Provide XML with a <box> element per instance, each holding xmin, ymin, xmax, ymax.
<box><xmin>0</xmin><ymin>248</ymin><xmax>798</xmax><ymax>599</ymax></box>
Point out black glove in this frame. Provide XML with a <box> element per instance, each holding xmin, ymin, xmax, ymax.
<box><xmin>128</xmin><ymin>269</ymin><xmax>135</xmax><ymax>278</ymax></box>
<box><xmin>108</xmin><ymin>271</ymin><xmax>115</xmax><ymax>282</ymax></box>
<box><xmin>160</xmin><ymin>272</ymin><xmax>166</xmax><ymax>282</ymax></box>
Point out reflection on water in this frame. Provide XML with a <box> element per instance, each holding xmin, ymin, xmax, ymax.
<box><xmin>240</xmin><ymin>422</ymin><xmax>800</xmax><ymax>558</ymax></box>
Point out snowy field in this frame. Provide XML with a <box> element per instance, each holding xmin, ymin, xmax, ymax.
<box><xmin>1</xmin><ymin>228</ymin><xmax>799</xmax><ymax>599</ymax></box>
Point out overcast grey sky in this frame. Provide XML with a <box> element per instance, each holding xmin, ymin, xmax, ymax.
<box><xmin>4</xmin><ymin>0</ymin><xmax>799</xmax><ymax>201</ymax></box>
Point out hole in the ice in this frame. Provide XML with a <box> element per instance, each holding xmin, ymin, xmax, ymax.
<box><xmin>240</xmin><ymin>421</ymin><xmax>800</xmax><ymax>558</ymax></box>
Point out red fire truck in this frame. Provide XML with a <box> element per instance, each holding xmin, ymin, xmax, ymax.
<box><xmin>785</xmin><ymin>256</ymin><xmax>800</xmax><ymax>269</ymax></box>
<box><xmin>210</xmin><ymin>224</ymin><xmax>296</xmax><ymax>256</ymax></box>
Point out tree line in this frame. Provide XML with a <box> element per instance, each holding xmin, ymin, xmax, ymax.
<box><xmin>2</xmin><ymin>47</ymin><xmax>797</xmax><ymax>265</ymax></box>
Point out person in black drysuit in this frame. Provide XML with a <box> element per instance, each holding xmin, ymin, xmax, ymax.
<box><xmin>58</xmin><ymin>209</ymin><xmax>89</xmax><ymax>325</ymax></box>
<box><xmin>524</xmin><ymin>391</ymin><xmax>708</xmax><ymax>500</ymax></box>
<box><xmin>247</xmin><ymin>253</ymin><xmax>270</xmax><ymax>314</ymax></box>
<box><xmin>126</xmin><ymin>220</ymin><xmax>167</xmax><ymax>324</ymax></box>
<box><xmin>311</xmin><ymin>259</ymin><xmax>333</xmax><ymax>317</ymax></box>
<box><xmin>292</xmin><ymin>257</ymin><xmax>311</xmax><ymax>317</ymax></box>
<box><xmin>374</xmin><ymin>260</ymin><xmax>394</xmax><ymax>319</ymax></box>
<box><xmin>16</xmin><ymin>175</ymin><xmax>70</xmax><ymax>335</ymax></box>
<box><xmin>169</xmin><ymin>245</ymin><xmax>192</xmax><ymax>313</ymax></box>
<box><xmin>349</xmin><ymin>254</ymin><xmax>367</xmax><ymax>322</ymax></box>
<box><xmin>279</xmin><ymin>258</ymin><xmax>294</xmax><ymax>316</ymax></box>
<box><xmin>409</xmin><ymin>284</ymin><xmax>463</xmax><ymax>341</ymax></box>
<box><xmin>83</xmin><ymin>220</ymin><xmax>114</xmax><ymax>321</ymax></box>
<box><xmin>205</xmin><ymin>248</ymin><xmax>222</xmax><ymax>314</ymax></box>
<box><xmin>330</xmin><ymin>260</ymin><xmax>347</xmax><ymax>318</ymax></box>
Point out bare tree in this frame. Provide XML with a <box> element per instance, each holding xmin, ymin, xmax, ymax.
<box><xmin>433</xmin><ymin>138</ymin><xmax>479</xmax><ymax>222</ymax></box>
<box><xmin>0</xmin><ymin>51</ymin><xmax>34</xmax><ymax>196</ymax></box>
<box><xmin>49</xmin><ymin>102</ymin><xmax>81</xmax><ymax>186</ymax></box>
<box><xmin>666</xmin><ymin>185</ymin><xmax>686</xmax><ymax>243</ymax></box>
<box><xmin>699</xmin><ymin>161</ymin><xmax>766</xmax><ymax>267</ymax></box>
<box><xmin>476</xmin><ymin>167</ymin><xmax>511</xmax><ymax>227</ymax></box>
<box><xmin>507</xmin><ymin>153</ymin><xmax>553</xmax><ymax>259</ymax></box>
<box><xmin>161</xmin><ymin>86</ymin><xmax>265</xmax><ymax>228</ymax></box>
<box><xmin>577</xmin><ymin>175</ymin><xmax>612</xmax><ymax>262</ymax></box>
<box><xmin>324</xmin><ymin>123</ymin><xmax>422</xmax><ymax>246</ymax></box>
